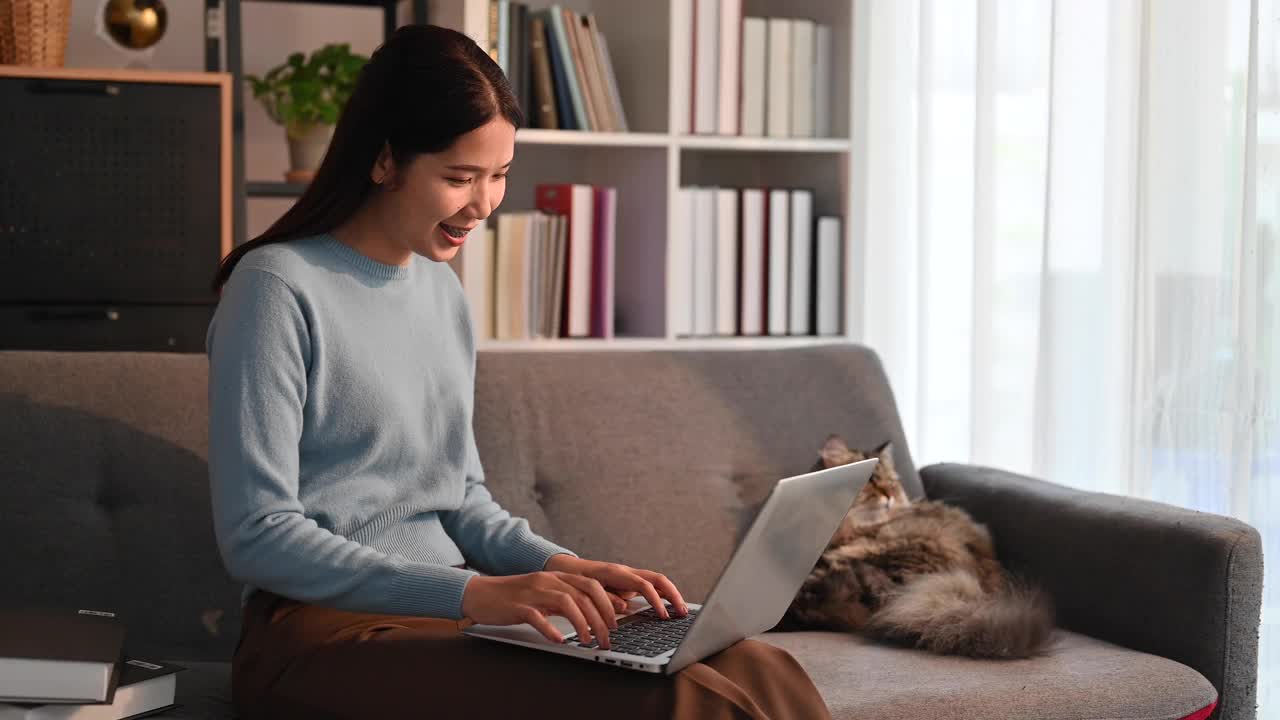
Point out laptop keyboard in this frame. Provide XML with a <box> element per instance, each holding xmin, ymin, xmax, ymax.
<box><xmin>572</xmin><ymin>606</ymin><xmax>700</xmax><ymax>657</ymax></box>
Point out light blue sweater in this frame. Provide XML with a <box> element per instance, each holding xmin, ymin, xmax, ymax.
<box><xmin>206</xmin><ymin>234</ymin><xmax>576</xmax><ymax>620</ymax></box>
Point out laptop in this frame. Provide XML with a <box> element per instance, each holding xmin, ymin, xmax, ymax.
<box><xmin>463</xmin><ymin>457</ymin><xmax>878</xmax><ymax>675</ymax></box>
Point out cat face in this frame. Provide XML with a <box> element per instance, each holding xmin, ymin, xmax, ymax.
<box><xmin>818</xmin><ymin>435</ymin><xmax>910</xmax><ymax>525</ymax></box>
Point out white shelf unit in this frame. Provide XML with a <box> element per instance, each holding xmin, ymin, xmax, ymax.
<box><xmin>433</xmin><ymin>0</ymin><xmax>860</xmax><ymax>351</ymax></box>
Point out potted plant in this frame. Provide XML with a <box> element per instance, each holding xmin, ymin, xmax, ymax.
<box><xmin>247</xmin><ymin>43</ymin><xmax>367</xmax><ymax>183</ymax></box>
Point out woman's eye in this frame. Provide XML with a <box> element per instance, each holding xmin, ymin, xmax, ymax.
<box><xmin>493</xmin><ymin>173</ymin><xmax>508</xmax><ymax>180</ymax></box>
<box><xmin>446</xmin><ymin>177</ymin><xmax>471</xmax><ymax>186</ymax></box>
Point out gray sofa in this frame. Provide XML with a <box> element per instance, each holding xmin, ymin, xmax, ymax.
<box><xmin>0</xmin><ymin>346</ymin><xmax>1261</xmax><ymax>720</ymax></box>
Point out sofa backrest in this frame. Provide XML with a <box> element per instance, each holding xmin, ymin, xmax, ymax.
<box><xmin>0</xmin><ymin>345</ymin><xmax>915</xmax><ymax>661</ymax></box>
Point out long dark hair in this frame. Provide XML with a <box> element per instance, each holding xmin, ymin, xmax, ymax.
<box><xmin>213</xmin><ymin>24</ymin><xmax>524</xmax><ymax>290</ymax></box>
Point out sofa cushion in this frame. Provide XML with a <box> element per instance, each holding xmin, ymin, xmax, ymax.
<box><xmin>759</xmin><ymin>629</ymin><xmax>1218</xmax><ymax>720</ymax></box>
<box><xmin>471</xmin><ymin>347</ymin><xmax>918</xmax><ymax>603</ymax></box>
<box><xmin>0</xmin><ymin>352</ymin><xmax>242</xmax><ymax>662</ymax></box>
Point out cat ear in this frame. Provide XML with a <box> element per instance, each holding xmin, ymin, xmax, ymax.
<box><xmin>820</xmin><ymin>434</ymin><xmax>852</xmax><ymax>468</ymax></box>
<box><xmin>874</xmin><ymin>441</ymin><xmax>897</xmax><ymax>469</ymax></box>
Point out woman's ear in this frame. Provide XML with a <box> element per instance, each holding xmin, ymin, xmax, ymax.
<box><xmin>371</xmin><ymin>141</ymin><xmax>396</xmax><ymax>188</ymax></box>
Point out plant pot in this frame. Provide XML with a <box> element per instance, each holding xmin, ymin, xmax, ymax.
<box><xmin>284</xmin><ymin>122</ymin><xmax>334</xmax><ymax>183</ymax></box>
<box><xmin>0</xmin><ymin>0</ymin><xmax>72</xmax><ymax>67</ymax></box>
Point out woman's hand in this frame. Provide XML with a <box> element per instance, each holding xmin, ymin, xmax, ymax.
<box><xmin>458</xmin><ymin>556</ymin><xmax>689</xmax><ymax>650</ymax></box>
<box><xmin>460</xmin><ymin>570</ymin><xmax>623</xmax><ymax>649</ymax></box>
<box><xmin>544</xmin><ymin>555</ymin><xmax>689</xmax><ymax>620</ymax></box>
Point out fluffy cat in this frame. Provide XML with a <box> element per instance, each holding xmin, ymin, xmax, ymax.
<box><xmin>777</xmin><ymin>435</ymin><xmax>1054</xmax><ymax>659</ymax></box>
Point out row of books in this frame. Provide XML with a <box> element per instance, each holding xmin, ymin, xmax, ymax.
<box><xmin>471</xmin><ymin>184</ymin><xmax>617</xmax><ymax>341</ymax></box>
<box><xmin>488</xmin><ymin>1</ymin><xmax>629</xmax><ymax>132</ymax></box>
<box><xmin>0</xmin><ymin>607</ymin><xmax>181</xmax><ymax>720</ymax></box>
<box><xmin>672</xmin><ymin>186</ymin><xmax>842</xmax><ymax>337</ymax></box>
<box><xmin>677</xmin><ymin>1</ymin><xmax>836</xmax><ymax>138</ymax></box>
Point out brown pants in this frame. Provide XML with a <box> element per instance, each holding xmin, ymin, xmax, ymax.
<box><xmin>233</xmin><ymin>590</ymin><xmax>832</xmax><ymax>719</ymax></box>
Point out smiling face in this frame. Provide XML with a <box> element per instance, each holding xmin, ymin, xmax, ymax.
<box><xmin>371</xmin><ymin>117</ymin><xmax>515</xmax><ymax>263</ymax></box>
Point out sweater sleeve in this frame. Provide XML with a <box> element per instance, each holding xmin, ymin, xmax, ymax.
<box><xmin>208</xmin><ymin>267</ymin><xmax>478</xmax><ymax>619</ymax></box>
<box><xmin>437</xmin><ymin>301</ymin><xmax>578</xmax><ymax>576</ymax></box>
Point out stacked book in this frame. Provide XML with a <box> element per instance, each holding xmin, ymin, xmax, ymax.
<box><xmin>674</xmin><ymin>0</ymin><xmax>835</xmax><ymax>138</ymax></box>
<box><xmin>672</xmin><ymin>186</ymin><xmax>843</xmax><ymax>338</ymax></box>
<box><xmin>472</xmin><ymin>184</ymin><xmax>617</xmax><ymax>341</ymax></box>
<box><xmin>0</xmin><ymin>608</ymin><xmax>182</xmax><ymax>720</ymax></box>
<box><xmin>488</xmin><ymin>1</ymin><xmax>629</xmax><ymax>132</ymax></box>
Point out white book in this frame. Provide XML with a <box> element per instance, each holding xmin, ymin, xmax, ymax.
<box><xmin>740</xmin><ymin>17</ymin><xmax>767</xmax><ymax>137</ymax></box>
<box><xmin>528</xmin><ymin>213</ymin><xmax>543</xmax><ymax>338</ymax></box>
<box><xmin>767</xmin><ymin>188</ymin><xmax>790</xmax><ymax>335</ymax></box>
<box><xmin>671</xmin><ymin>187</ymin><xmax>695</xmax><ymax>337</ymax></box>
<box><xmin>790</xmin><ymin>19</ymin><xmax>815</xmax><ymax>138</ymax></box>
<box><xmin>716</xmin><ymin>0</ymin><xmax>741</xmax><ymax>135</ymax></box>
<box><xmin>692</xmin><ymin>187</ymin><xmax>717</xmax><ymax>336</ymax></box>
<box><xmin>714</xmin><ymin>188</ymin><xmax>739</xmax><ymax>335</ymax></box>
<box><xmin>788</xmin><ymin>189</ymin><xmax>813</xmax><ymax>334</ymax></box>
<box><xmin>693</xmin><ymin>0</ymin><xmax>720</xmax><ymax>134</ymax></box>
<box><xmin>814</xmin><ymin>24</ymin><xmax>832</xmax><ymax>138</ymax></box>
<box><xmin>494</xmin><ymin>214</ymin><xmax>516</xmax><ymax>340</ymax></box>
<box><xmin>815</xmin><ymin>216</ymin><xmax>842</xmax><ymax>335</ymax></box>
<box><xmin>766</xmin><ymin>18</ymin><xmax>792</xmax><ymax>138</ymax></box>
<box><xmin>739</xmin><ymin>189</ymin><xmax>766</xmax><ymax>335</ymax></box>
<box><xmin>0</xmin><ymin>659</ymin><xmax>182</xmax><ymax>720</ymax></box>
<box><xmin>670</xmin><ymin>0</ymin><xmax>694</xmax><ymax>135</ymax></box>
<box><xmin>459</xmin><ymin>220</ymin><xmax>494</xmax><ymax>340</ymax></box>
<box><xmin>566</xmin><ymin>186</ymin><xmax>595</xmax><ymax>337</ymax></box>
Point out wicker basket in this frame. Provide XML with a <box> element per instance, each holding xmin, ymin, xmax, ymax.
<box><xmin>0</xmin><ymin>0</ymin><xmax>72</xmax><ymax>67</ymax></box>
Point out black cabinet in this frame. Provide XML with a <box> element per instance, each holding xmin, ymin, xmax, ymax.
<box><xmin>0</xmin><ymin>68</ymin><xmax>230</xmax><ymax>353</ymax></box>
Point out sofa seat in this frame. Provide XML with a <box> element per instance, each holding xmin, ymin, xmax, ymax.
<box><xmin>759</xmin><ymin>630</ymin><xmax>1218</xmax><ymax>720</ymax></box>
<box><xmin>164</xmin><ymin>630</ymin><xmax>1216</xmax><ymax>720</ymax></box>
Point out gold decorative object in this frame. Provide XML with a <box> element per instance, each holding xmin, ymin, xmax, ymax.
<box><xmin>103</xmin><ymin>0</ymin><xmax>167</xmax><ymax>50</ymax></box>
<box><xmin>0</xmin><ymin>0</ymin><xmax>72</xmax><ymax>66</ymax></box>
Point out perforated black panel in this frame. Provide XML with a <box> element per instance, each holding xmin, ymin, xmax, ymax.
<box><xmin>0</xmin><ymin>75</ymin><xmax>223</xmax><ymax>304</ymax></box>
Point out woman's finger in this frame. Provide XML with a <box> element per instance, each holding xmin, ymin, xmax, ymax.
<box><xmin>520</xmin><ymin>606</ymin><xmax>563</xmax><ymax>645</ymax></box>
<box><xmin>607</xmin><ymin>592</ymin><xmax>629</xmax><ymax>613</ymax></box>
<box><xmin>619</xmin><ymin>573</ymin><xmax>668</xmax><ymax>619</ymax></box>
<box><xmin>562</xmin><ymin>574</ymin><xmax>619</xmax><ymax>630</ymax></box>
<box><xmin>547</xmin><ymin>590</ymin><xmax>594</xmax><ymax>647</ymax></box>
<box><xmin>635</xmin><ymin>570</ymin><xmax>689</xmax><ymax>616</ymax></box>
<box><xmin>558</xmin><ymin>579</ymin><xmax>612</xmax><ymax>650</ymax></box>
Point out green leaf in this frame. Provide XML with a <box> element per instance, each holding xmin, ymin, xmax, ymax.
<box><xmin>246</xmin><ymin>44</ymin><xmax>369</xmax><ymax>129</ymax></box>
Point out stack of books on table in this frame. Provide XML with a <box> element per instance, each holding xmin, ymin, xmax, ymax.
<box><xmin>0</xmin><ymin>607</ymin><xmax>183</xmax><ymax>720</ymax></box>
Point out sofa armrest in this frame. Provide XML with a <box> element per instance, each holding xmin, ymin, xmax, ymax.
<box><xmin>920</xmin><ymin>462</ymin><xmax>1262</xmax><ymax>720</ymax></box>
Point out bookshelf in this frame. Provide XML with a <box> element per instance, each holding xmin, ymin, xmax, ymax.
<box><xmin>430</xmin><ymin>0</ymin><xmax>859</xmax><ymax>350</ymax></box>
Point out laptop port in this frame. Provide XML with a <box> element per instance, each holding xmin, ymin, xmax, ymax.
<box><xmin>621</xmin><ymin>661</ymin><xmax>633</xmax><ymax>667</ymax></box>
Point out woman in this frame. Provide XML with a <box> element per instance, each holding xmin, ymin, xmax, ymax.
<box><xmin>208</xmin><ymin>24</ymin><xmax>830</xmax><ymax>719</ymax></box>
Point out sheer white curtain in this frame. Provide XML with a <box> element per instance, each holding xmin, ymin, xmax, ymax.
<box><xmin>854</xmin><ymin>0</ymin><xmax>1278</xmax><ymax>712</ymax></box>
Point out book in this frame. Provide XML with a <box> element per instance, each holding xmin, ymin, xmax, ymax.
<box><xmin>740</xmin><ymin>17</ymin><xmax>767</xmax><ymax>137</ymax></box>
<box><xmin>766</xmin><ymin>188</ymin><xmax>790</xmax><ymax>336</ymax></box>
<box><xmin>0</xmin><ymin>658</ymin><xmax>184</xmax><ymax>720</ymax></box>
<box><xmin>790</xmin><ymin>19</ymin><xmax>815</xmax><ymax>138</ymax></box>
<box><xmin>535</xmin><ymin>184</ymin><xmax>594</xmax><ymax>337</ymax></box>
<box><xmin>0</xmin><ymin>608</ymin><xmax>124</xmax><ymax>705</ymax></box>
<box><xmin>670</xmin><ymin>0</ymin><xmax>694</xmax><ymax>135</ymax></box>
<box><xmin>716</xmin><ymin>0</ymin><xmax>741</xmax><ymax>135</ymax></box>
<box><xmin>692</xmin><ymin>0</ymin><xmax>719</xmax><ymax>134</ymax></box>
<box><xmin>766</xmin><ymin>18</ymin><xmax>792</xmax><ymax>138</ymax></box>
<box><xmin>714</xmin><ymin>188</ymin><xmax>739</xmax><ymax>335</ymax></box>
<box><xmin>528</xmin><ymin>14</ymin><xmax>559</xmax><ymax>129</ymax></box>
<box><xmin>739</xmin><ymin>188</ymin><xmax>766</xmax><ymax>336</ymax></box>
<box><xmin>788</xmin><ymin>189</ymin><xmax>814</xmax><ymax>334</ymax></box>
<box><xmin>815</xmin><ymin>216</ymin><xmax>842</xmax><ymax>335</ymax></box>
<box><xmin>814</xmin><ymin>24</ymin><xmax>833</xmax><ymax>138</ymax></box>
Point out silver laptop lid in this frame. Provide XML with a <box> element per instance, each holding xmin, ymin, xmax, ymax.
<box><xmin>666</xmin><ymin>458</ymin><xmax>877</xmax><ymax>673</ymax></box>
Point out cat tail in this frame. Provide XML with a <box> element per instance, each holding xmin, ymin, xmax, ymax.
<box><xmin>863</xmin><ymin>570</ymin><xmax>1054</xmax><ymax>659</ymax></box>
